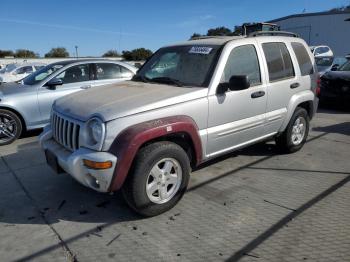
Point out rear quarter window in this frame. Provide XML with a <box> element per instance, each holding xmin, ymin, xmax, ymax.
<box><xmin>291</xmin><ymin>42</ymin><xmax>314</xmax><ymax>76</ymax></box>
<box><xmin>262</xmin><ymin>42</ymin><xmax>295</xmax><ymax>82</ymax></box>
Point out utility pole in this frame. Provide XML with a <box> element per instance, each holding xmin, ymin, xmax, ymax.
<box><xmin>75</xmin><ymin>46</ymin><xmax>79</xmax><ymax>58</ymax></box>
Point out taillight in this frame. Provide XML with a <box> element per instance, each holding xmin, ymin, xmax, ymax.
<box><xmin>316</xmin><ymin>77</ymin><xmax>321</xmax><ymax>96</ymax></box>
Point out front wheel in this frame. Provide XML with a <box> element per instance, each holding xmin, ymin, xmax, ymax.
<box><xmin>275</xmin><ymin>107</ymin><xmax>309</xmax><ymax>153</ymax></box>
<box><xmin>122</xmin><ymin>142</ymin><xmax>190</xmax><ymax>217</ymax></box>
<box><xmin>0</xmin><ymin>109</ymin><xmax>22</xmax><ymax>146</ymax></box>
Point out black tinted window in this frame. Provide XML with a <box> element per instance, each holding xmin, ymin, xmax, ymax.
<box><xmin>291</xmin><ymin>42</ymin><xmax>313</xmax><ymax>76</ymax></box>
<box><xmin>262</xmin><ymin>42</ymin><xmax>295</xmax><ymax>82</ymax></box>
<box><xmin>221</xmin><ymin>45</ymin><xmax>261</xmax><ymax>86</ymax></box>
<box><xmin>56</xmin><ymin>64</ymin><xmax>90</xmax><ymax>84</ymax></box>
<box><xmin>96</xmin><ymin>63</ymin><xmax>124</xmax><ymax>80</ymax></box>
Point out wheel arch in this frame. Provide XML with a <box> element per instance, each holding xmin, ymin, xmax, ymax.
<box><xmin>0</xmin><ymin>106</ymin><xmax>27</xmax><ymax>132</ymax></box>
<box><xmin>108</xmin><ymin>116</ymin><xmax>203</xmax><ymax>191</ymax></box>
<box><xmin>280</xmin><ymin>90</ymin><xmax>315</xmax><ymax>132</ymax></box>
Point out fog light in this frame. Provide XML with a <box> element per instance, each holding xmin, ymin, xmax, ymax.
<box><xmin>83</xmin><ymin>159</ymin><xmax>112</xmax><ymax>170</ymax></box>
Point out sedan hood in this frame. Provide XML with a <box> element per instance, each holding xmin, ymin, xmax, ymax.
<box><xmin>322</xmin><ymin>71</ymin><xmax>350</xmax><ymax>81</ymax></box>
<box><xmin>54</xmin><ymin>81</ymin><xmax>206</xmax><ymax>122</ymax></box>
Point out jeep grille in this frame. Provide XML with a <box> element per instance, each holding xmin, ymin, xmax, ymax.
<box><xmin>52</xmin><ymin>112</ymin><xmax>80</xmax><ymax>151</ymax></box>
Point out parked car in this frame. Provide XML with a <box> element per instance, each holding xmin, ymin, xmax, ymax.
<box><xmin>319</xmin><ymin>59</ymin><xmax>350</xmax><ymax>104</ymax></box>
<box><xmin>0</xmin><ymin>59</ymin><xmax>137</xmax><ymax>145</ymax></box>
<box><xmin>0</xmin><ymin>63</ymin><xmax>46</xmax><ymax>83</ymax></box>
<box><xmin>310</xmin><ymin>45</ymin><xmax>333</xmax><ymax>58</ymax></box>
<box><xmin>40</xmin><ymin>33</ymin><xmax>318</xmax><ymax>217</ymax></box>
<box><xmin>315</xmin><ymin>56</ymin><xmax>348</xmax><ymax>76</ymax></box>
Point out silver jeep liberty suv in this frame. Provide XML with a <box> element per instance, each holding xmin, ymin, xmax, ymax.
<box><xmin>40</xmin><ymin>32</ymin><xmax>319</xmax><ymax>217</ymax></box>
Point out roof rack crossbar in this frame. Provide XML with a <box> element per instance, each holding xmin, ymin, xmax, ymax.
<box><xmin>248</xmin><ymin>31</ymin><xmax>299</xmax><ymax>38</ymax></box>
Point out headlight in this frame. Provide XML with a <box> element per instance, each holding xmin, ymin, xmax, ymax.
<box><xmin>86</xmin><ymin>118</ymin><xmax>105</xmax><ymax>147</ymax></box>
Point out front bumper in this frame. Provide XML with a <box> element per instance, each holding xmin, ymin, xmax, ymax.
<box><xmin>39</xmin><ymin>128</ymin><xmax>117</xmax><ymax>192</ymax></box>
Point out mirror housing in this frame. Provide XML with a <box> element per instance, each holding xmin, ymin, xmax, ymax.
<box><xmin>331</xmin><ymin>64</ymin><xmax>339</xmax><ymax>71</ymax></box>
<box><xmin>46</xmin><ymin>78</ymin><xmax>63</xmax><ymax>90</ymax></box>
<box><xmin>217</xmin><ymin>75</ymin><xmax>250</xmax><ymax>94</ymax></box>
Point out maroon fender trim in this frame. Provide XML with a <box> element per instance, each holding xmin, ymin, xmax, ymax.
<box><xmin>108</xmin><ymin>116</ymin><xmax>203</xmax><ymax>191</ymax></box>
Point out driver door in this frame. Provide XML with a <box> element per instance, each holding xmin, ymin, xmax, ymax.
<box><xmin>207</xmin><ymin>42</ymin><xmax>267</xmax><ymax>157</ymax></box>
<box><xmin>37</xmin><ymin>63</ymin><xmax>94</xmax><ymax>124</ymax></box>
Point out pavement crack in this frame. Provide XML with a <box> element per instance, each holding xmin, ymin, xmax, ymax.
<box><xmin>263</xmin><ymin>199</ymin><xmax>296</xmax><ymax>211</ymax></box>
<box><xmin>1</xmin><ymin>156</ymin><xmax>77</xmax><ymax>261</ymax></box>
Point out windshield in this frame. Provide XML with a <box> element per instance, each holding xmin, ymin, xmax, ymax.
<box><xmin>22</xmin><ymin>63</ymin><xmax>64</xmax><ymax>85</ymax></box>
<box><xmin>134</xmin><ymin>45</ymin><xmax>221</xmax><ymax>87</ymax></box>
<box><xmin>338</xmin><ymin>60</ymin><xmax>350</xmax><ymax>71</ymax></box>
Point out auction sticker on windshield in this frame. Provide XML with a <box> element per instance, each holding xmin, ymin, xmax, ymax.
<box><xmin>189</xmin><ymin>46</ymin><xmax>213</xmax><ymax>55</ymax></box>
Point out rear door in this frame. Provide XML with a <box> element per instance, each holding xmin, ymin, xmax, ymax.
<box><xmin>37</xmin><ymin>63</ymin><xmax>94</xmax><ymax>123</ymax></box>
<box><xmin>256</xmin><ymin>40</ymin><xmax>299</xmax><ymax>135</ymax></box>
<box><xmin>93</xmin><ymin>63</ymin><xmax>134</xmax><ymax>86</ymax></box>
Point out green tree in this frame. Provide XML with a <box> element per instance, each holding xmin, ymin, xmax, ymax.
<box><xmin>190</xmin><ymin>33</ymin><xmax>202</xmax><ymax>39</ymax></box>
<box><xmin>122</xmin><ymin>48</ymin><xmax>153</xmax><ymax>61</ymax></box>
<box><xmin>207</xmin><ymin>26</ymin><xmax>232</xmax><ymax>36</ymax></box>
<box><xmin>0</xmin><ymin>50</ymin><xmax>15</xmax><ymax>58</ymax></box>
<box><xmin>14</xmin><ymin>49</ymin><xmax>37</xmax><ymax>58</ymax></box>
<box><xmin>45</xmin><ymin>47</ymin><xmax>69</xmax><ymax>58</ymax></box>
<box><xmin>102</xmin><ymin>50</ymin><xmax>120</xmax><ymax>57</ymax></box>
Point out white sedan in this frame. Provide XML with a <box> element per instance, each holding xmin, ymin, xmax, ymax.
<box><xmin>0</xmin><ymin>63</ymin><xmax>46</xmax><ymax>83</ymax></box>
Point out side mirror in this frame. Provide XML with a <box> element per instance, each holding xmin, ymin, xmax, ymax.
<box><xmin>46</xmin><ymin>78</ymin><xmax>63</xmax><ymax>90</ymax></box>
<box><xmin>331</xmin><ymin>64</ymin><xmax>339</xmax><ymax>71</ymax></box>
<box><xmin>217</xmin><ymin>75</ymin><xmax>250</xmax><ymax>94</ymax></box>
<box><xmin>228</xmin><ymin>75</ymin><xmax>250</xmax><ymax>91</ymax></box>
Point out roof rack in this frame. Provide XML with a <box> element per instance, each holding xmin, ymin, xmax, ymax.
<box><xmin>190</xmin><ymin>35</ymin><xmax>242</xmax><ymax>41</ymax></box>
<box><xmin>248</xmin><ymin>31</ymin><xmax>299</xmax><ymax>38</ymax></box>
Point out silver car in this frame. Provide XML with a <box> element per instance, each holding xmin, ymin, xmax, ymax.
<box><xmin>41</xmin><ymin>34</ymin><xmax>319</xmax><ymax>216</ymax></box>
<box><xmin>0</xmin><ymin>59</ymin><xmax>137</xmax><ymax>145</ymax></box>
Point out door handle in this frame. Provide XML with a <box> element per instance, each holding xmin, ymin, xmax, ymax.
<box><xmin>251</xmin><ymin>91</ymin><xmax>265</xmax><ymax>99</ymax></box>
<box><xmin>80</xmin><ymin>85</ymin><xmax>91</xmax><ymax>89</ymax></box>
<box><xmin>290</xmin><ymin>83</ymin><xmax>300</xmax><ymax>89</ymax></box>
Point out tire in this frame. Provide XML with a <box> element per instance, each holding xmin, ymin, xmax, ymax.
<box><xmin>275</xmin><ymin>107</ymin><xmax>309</xmax><ymax>153</ymax></box>
<box><xmin>0</xmin><ymin>109</ymin><xmax>22</xmax><ymax>146</ymax></box>
<box><xmin>122</xmin><ymin>141</ymin><xmax>191</xmax><ymax>217</ymax></box>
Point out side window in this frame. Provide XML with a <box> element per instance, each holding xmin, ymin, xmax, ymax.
<box><xmin>96</xmin><ymin>63</ymin><xmax>123</xmax><ymax>80</ymax></box>
<box><xmin>291</xmin><ymin>42</ymin><xmax>314</xmax><ymax>76</ymax></box>
<box><xmin>56</xmin><ymin>64</ymin><xmax>90</xmax><ymax>84</ymax></box>
<box><xmin>221</xmin><ymin>45</ymin><xmax>261</xmax><ymax>86</ymax></box>
<box><xmin>16</xmin><ymin>66</ymin><xmax>33</xmax><ymax>74</ymax></box>
<box><xmin>120</xmin><ymin>66</ymin><xmax>134</xmax><ymax>78</ymax></box>
<box><xmin>262</xmin><ymin>42</ymin><xmax>295</xmax><ymax>82</ymax></box>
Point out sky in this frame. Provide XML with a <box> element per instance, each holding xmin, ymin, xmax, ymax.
<box><xmin>1</xmin><ymin>0</ymin><xmax>349</xmax><ymax>57</ymax></box>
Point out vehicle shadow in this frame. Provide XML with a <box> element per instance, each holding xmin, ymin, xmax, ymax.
<box><xmin>313</xmin><ymin>122</ymin><xmax>350</xmax><ymax>136</ymax></box>
<box><xmin>0</xmin><ymin>140</ymin><xmax>280</xmax><ymax>227</ymax></box>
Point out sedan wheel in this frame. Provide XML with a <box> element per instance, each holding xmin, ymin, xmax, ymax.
<box><xmin>0</xmin><ymin>110</ymin><xmax>22</xmax><ymax>146</ymax></box>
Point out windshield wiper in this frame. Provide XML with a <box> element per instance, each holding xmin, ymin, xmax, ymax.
<box><xmin>132</xmin><ymin>75</ymin><xmax>150</xmax><ymax>83</ymax></box>
<box><xmin>150</xmin><ymin>77</ymin><xmax>184</xmax><ymax>87</ymax></box>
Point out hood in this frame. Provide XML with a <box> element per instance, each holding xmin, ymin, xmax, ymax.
<box><xmin>322</xmin><ymin>71</ymin><xmax>350</xmax><ymax>81</ymax></box>
<box><xmin>54</xmin><ymin>81</ymin><xmax>207</xmax><ymax>122</ymax></box>
<box><xmin>0</xmin><ymin>82</ymin><xmax>32</xmax><ymax>97</ymax></box>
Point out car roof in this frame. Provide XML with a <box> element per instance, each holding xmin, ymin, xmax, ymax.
<box><xmin>167</xmin><ymin>33</ymin><xmax>303</xmax><ymax>48</ymax></box>
<box><xmin>47</xmin><ymin>59</ymin><xmax>138</xmax><ymax>72</ymax></box>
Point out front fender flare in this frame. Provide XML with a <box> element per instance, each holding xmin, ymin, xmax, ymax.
<box><xmin>108</xmin><ymin>115</ymin><xmax>203</xmax><ymax>191</ymax></box>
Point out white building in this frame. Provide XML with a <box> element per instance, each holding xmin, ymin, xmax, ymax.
<box><xmin>268</xmin><ymin>10</ymin><xmax>350</xmax><ymax>56</ymax></box>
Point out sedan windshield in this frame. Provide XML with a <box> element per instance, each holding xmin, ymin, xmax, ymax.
<box><xmin>134</xmin><ymin>45</ymin><xmax>221</xmax><ymax>87</ymax></box>
<box><xmin>22</xmin><ymin>64</ymin><xmax>64</xmax><ymax>85</ymax></box>
<box><xmin>338</xmin><ymin>60</ymin><xmax>350</xmax><ymax>71</ymax></box>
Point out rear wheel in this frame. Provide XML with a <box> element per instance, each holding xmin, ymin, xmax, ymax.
<box><xmin>0</xmin><ymin>109</ymin><xmax>22</xmax><ymax>146</ymax></box>
<box><xmin>122</xmin><ymin>142</ymin><xmax>190</xmax><ymax>217</ymax></box>
<box><xmin>275</xmin><ymin>107</ymin><xmax>309</xmax><ymax>153</ymax></box>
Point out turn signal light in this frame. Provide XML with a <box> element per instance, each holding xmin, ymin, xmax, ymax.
<box><xmin>83</xmin><ymin>159</ymin><xmax>113</xmax><ymax>170</ymax></box>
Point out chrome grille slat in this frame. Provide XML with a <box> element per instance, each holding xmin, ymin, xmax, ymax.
<box><xmin>51</xmin><ymin>111</ymin><xmax>81</xmax><ymax>152</ymax></box>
